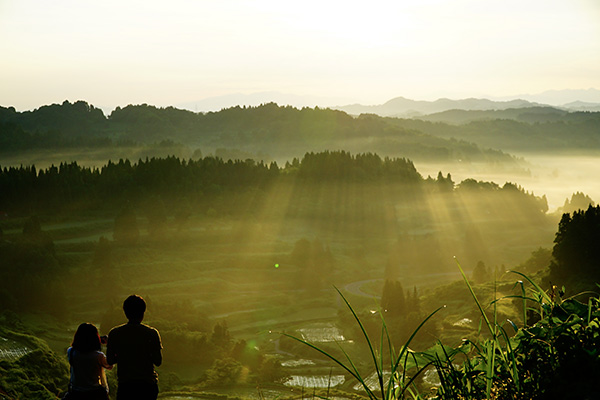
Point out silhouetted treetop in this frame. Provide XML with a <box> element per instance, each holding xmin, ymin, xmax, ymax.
<box><xmin>560</xmin><ymin>192</ymin><xmax>595</xmax><ymax>214</ymax></box>
<box><xmin>297</xmin><ymin>151</ymin><xmax>421</xmax><ymax>181</ymax></box>
<box><xmin>550</xmin><ymin>205</ymin><xmax>600</xmax><ymax>287</ymax></box>
<box><xmin>0</xmin><ymin>100</ymin><xmax>106</xmax><ymax>137</ymax></box>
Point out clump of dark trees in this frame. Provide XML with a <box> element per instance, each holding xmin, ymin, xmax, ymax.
<box><xmin>0</xmin><ymin>216</ymin><xmax>65</xmax><ymax>318</ymax></box>
<box><xmin>548</xmin><ymin>205</ymin><xmax>600</xmax><ymax>294</ymax></box>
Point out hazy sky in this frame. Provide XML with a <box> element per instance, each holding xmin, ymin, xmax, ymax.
<box><xmin>1</xmin><ymin>0</ymin><xmax>599</xmax><ymax>111</ymax></box>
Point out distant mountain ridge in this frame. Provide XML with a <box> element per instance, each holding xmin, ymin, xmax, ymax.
<box><xmin>335</xmin><ymin>97</ymin><xmax>547</xmax><ymax>117</ymax></box>
<box><xmin>171</xmin><ymin>89</ymin><xmax>600</xmax><ymax>116</ymax></box>
<box><xmin>335</xmin><ymin>90</ymin><xmax>600</xmax><ymax>117</ymax></box>
<box><xmin>512</xmin><ymin>88</ymin><xmax>600</xmax><ymax>106</ymax></box>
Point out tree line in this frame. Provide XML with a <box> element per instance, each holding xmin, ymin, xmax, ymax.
<box><xmin>0</xmin><ymin>152</ymin><xmax>421</xmax><ymax>214</ymax></box>
<box><xmin>0</xmin><ymin>101</ymin><xmax>519</xmax><ymax>164</ymax></box>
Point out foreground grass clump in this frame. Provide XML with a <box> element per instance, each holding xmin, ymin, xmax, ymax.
<box><xmin>424</xmin><ymin>266</ymin><xmax>600</xmax><ymax>400</ymax></box>
<box><xmin>290</xmin><ymin>269</ymin><xmax>600</xmax><ymax>400</ymax></box>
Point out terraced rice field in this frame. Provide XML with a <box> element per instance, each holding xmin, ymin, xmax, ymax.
<box><xmin>284</xmin><ymin>374</ymin><xmax>346</xmax><ymax>388</ymax></box>
<box><xmin>297</xmin><ymin>324</ymin><xmax>346</xmax><ymax>342</ymax></box>
<box><xmin>0</xmin><ymin>337</ymin><xmax>32</xmax><ymax>361</ymax></box>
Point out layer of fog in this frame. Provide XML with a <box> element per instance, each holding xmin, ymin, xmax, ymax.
<box><xmin>416</xmin><ymin>153</ymin><xmax>600</xmax><ymax>212</ymax></box>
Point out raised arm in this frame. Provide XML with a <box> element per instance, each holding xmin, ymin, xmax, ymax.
<box><xmin>98</xmin><ymin>352</ymin><xmax>114</xmax><ymax>370</ymax></box>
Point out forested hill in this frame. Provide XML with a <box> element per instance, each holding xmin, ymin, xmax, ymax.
<box><xmin>0</xmin><ymin>101</ymin><xmax>515</xmax><ymax>165</ymax></box>
<box><xmin>417</xmin><ymin>106</ymin><xmax>571</xmax><ymax>124</ymax></box>
<box><xmin>384</xmin><ymin>110</ymin><xmax>600</xmax><ymax>153</ymax></box>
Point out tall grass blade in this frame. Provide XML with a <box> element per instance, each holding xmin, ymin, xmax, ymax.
<box><xmin>485</xmin><ymin>340</ymin><xmax>495</xmax><ymax>397</ymax></box>
<box><xmin>454</xmin><ymin>257</ymin><xmax>494</xmax><ymax>337</ymax></box>
<box><xmin>509</xmin><ymin>270</ymin><xmax>552</xmax><ymax>304</ymax></box>
<box><xmin>518</xmin><ymin>280</ymin><xmax>527</xmax><ymax>327</ymax></box>
<box><xmin>497</xmin><ymin>324</ymin><xmax>520</xmax><ymax>390</ymax></box>
<box><xmin>333</xmin><ymin>286</ymin><xmax>386</xmax><ymax>396</ymax></box>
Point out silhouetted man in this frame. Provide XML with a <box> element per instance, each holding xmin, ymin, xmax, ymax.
<box><xmin>107</xmin><ymin>295</ymin><xmax>162</xmax><ymax>400</ymax></box>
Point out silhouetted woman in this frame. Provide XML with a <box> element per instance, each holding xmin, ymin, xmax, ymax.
<box><xmin>67</xmin><ymin>323</ymin><xmax>113</xmax><ymax>400</ymax></box>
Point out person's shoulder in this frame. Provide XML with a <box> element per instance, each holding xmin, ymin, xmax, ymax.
<box><xmin>108</xmin><ymin>323</ymin><xmax>128</xmax><ymax>335</ymax></box>
<box><xmin>141</xmin><ymin>324</ymin><xmax>162</xmax><ymax>349</ymax></box>
<box><xmin>141</xmin><ymin>323</ymin><xmax>160</xmax><ymax>334</ymax></box>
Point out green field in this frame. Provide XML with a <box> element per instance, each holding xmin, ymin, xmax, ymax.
<box><xmin>0</xmin><ymin>196</ymin><xmax>557</xmax><ymax>399</ymax></box>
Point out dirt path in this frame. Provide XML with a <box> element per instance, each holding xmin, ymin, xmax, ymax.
<box><xmin>343</xmin><ymin>279</ymin><xmax>382</xmax><ymax>299</ymax></box>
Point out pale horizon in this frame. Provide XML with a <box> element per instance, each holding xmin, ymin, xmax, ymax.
<box><xmin>1</xmin><ymin>0</ymin><xmax>599</xmax><ymax>112</ymax></box>
<box><xmin>3</xmin><ymin>88</ymin><xmax>600</xmax><ymax>115</ymax></box>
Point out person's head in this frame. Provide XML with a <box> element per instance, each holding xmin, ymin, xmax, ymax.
<box><xmin>72</xmin><ymin>323</ymin><xmax>101</xmax><ymax>353</ymax></box>
<box><xmin>123</xmin><ymin>294</ymin><xmax>146</xmax><ymax>322</ymax></box>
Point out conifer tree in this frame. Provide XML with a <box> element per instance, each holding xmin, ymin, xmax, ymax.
<box><xmin>381</xmin><ymin>279</ymin><xmax>406</xmax><ymax>318</ymax></box>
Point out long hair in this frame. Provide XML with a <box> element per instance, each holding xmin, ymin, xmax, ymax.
<box><xmin>71</xmin><ymin>323</ymin><xmax>101</xmax><ymax>353</ymax></box>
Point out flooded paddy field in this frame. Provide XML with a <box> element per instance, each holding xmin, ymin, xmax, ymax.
<box><xmin>0</xmin><ymin>337</ymin><xmax>32</xmax><ymax>361</ymax></box>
